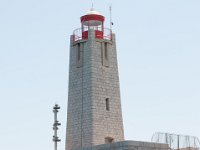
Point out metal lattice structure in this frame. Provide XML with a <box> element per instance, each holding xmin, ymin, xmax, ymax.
<box><xmin>53</xmin><ymin>104</ymin><xmax>61</xmax><ymax>150</ymax></box>
<box><xmin>151</xmin><ymin>132</ymin><xmax>200</xmax><ymax>150</ymax></box>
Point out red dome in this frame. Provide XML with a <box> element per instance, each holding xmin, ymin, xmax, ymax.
<box><xmin>80</xmin><ymin>9</ymin><xmax>104</xmax><ymax>26</ymax></box>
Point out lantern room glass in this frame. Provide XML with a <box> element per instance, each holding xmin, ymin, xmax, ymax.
<box><xmin>82</xmin><ymin>21</ymin><xmax>103</xmax><ymax>32</ymax></box>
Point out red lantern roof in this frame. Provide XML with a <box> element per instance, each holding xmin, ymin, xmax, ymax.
<box><xmin>80</xmin><ymin>9</ymin><xmax>105</xmax><ymax>26</ymax></box>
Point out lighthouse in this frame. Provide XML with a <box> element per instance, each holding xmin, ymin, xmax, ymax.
<box><xmin>65</xmin><ymin>7</ymin><xmax>171</xmax><ymax>150</ymax></box>
<box><xmin>65</xmin><ymin>9</ymin><xmax>124</xmax><ymax>150</ymax></box>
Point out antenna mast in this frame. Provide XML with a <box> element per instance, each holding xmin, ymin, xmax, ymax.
<box><xmin>91</xmin><ymin>1</ymin><xmax>94</xmax><ymax>10</ymax></box>
<box><xmin>109</xmin><ymin>5</ymin><xmax>113</xmax><ymax>31</ymax></box>
<box><xmin>53</xmin><ymin>104</ymin><xmax>61</xmax><ymax>150</ymax></box>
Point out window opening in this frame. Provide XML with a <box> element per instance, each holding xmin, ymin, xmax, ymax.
<box><xmin>106</xmin><ymin>98</ymin><xmax>109</xmax><ymax>111</ymax></box>
<box><xmin>105</xmin><ymin>137</ymin><xmax>114</xmax><ymax>144</ymax></box>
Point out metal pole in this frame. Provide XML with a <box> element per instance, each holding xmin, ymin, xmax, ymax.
<box><xmin>53</xmin><ymin>104</ymin><xmax>61</xmax><ymax>150</ymax></box>
<box><xmin>109</xmin><ymin>5</ymin><xmax>113</xmax><ymax>40</ymax></box>
<box><xmin>178</xmin><ymin>135</ymin><xmax>180</xmax><ymax>150</ymax></box>
<box><xmin>109</xmin><ymin>5</ymin><xmax>112</xmax><ymax>31</ymax></box>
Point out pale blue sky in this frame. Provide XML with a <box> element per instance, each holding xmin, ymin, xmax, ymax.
<box><xmin>0</xmin><ymin>0</ymin><xmax>200</xmax><ymax>150</ymax></box>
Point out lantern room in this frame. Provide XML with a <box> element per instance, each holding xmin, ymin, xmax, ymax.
<box><xmin>81</xmin><ymin>9</ymin><xmax>104</xmax><ymax>40</ymax></box>
<box><xmin>73</xmin><ymin>9</ymin><xmax>112</xmax><ymax>42</ymax></box>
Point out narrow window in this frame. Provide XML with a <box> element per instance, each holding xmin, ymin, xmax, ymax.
<box><xmin>106</xmin><ymin>98</ymin><xmax>109</xmax><ymax>111</ymax></box>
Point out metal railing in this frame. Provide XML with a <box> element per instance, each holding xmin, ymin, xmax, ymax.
<box><xmin>152</xmin><ymin>132</ymin><xmax>200</xmax><ymax>150</ymax></box>
<box><xmin>72</xmin><ymin>27</ymin><xmax>112</xmax><ymax>42</ymax></box>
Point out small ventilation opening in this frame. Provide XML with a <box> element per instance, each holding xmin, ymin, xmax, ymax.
<box><xmin>105</xmin><ymin>137</ymin><xmax>114</xmax><ymax>144</ymax></box>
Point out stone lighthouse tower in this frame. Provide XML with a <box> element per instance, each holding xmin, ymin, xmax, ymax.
<box><xmin>66</xmin><ymin>9</ymin><xmax>124</xmax><ymax>150</ymax></box>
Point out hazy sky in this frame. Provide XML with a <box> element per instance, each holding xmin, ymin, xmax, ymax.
<box><xmin>0</xmin><ymin>0</ymin><xmax>200</xmax><ymax>150</ymax></box>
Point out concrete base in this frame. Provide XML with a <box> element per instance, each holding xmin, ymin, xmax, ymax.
<box><xmin>75</xmin><ymin>141</ymin><xmax>169</xmax><ymax>150</ymax></box>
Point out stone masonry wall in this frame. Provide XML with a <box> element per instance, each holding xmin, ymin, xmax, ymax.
<box><xmin>90</xmin><ymin>31</ymin><xmax>124</xmax><ymax>145</ymax></box>
<box><xmin>66</xmin><ymin>30</ymin><xmax>124</xmax><ymax>150</ymax></box>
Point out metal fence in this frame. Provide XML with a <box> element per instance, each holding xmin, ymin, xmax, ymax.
<box><xmin>72</xmin><ymin>27</ymin><xmax>112</xmax><ymax>42</ymax></box>
<box><xmin>151</xmin><ymin>132</ymin><xmax>200</xmax><ymax>150</ymax></box>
